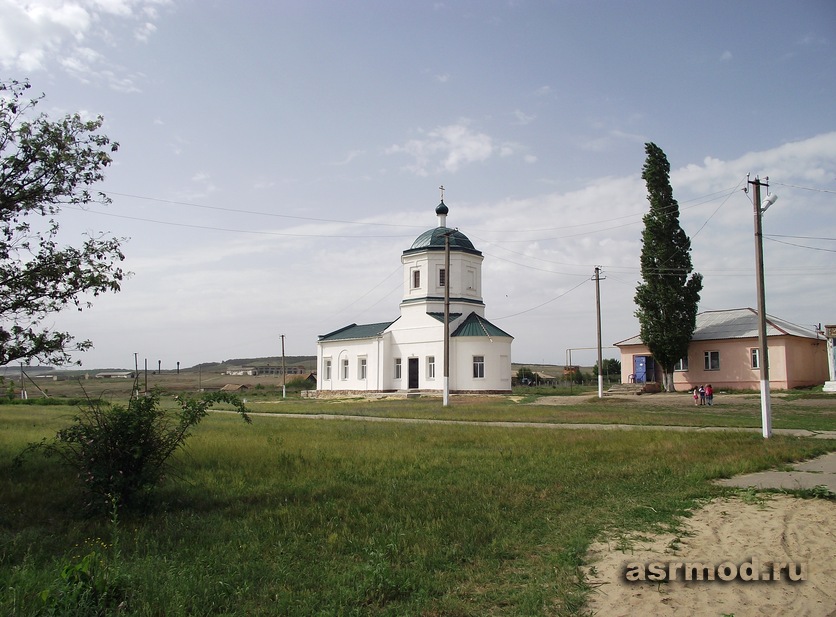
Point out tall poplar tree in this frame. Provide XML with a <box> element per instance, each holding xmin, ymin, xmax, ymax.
<box><xmin>634</xmin><ymin>143</ymin><xmax>702</xmax><ymax>391</ymax></box>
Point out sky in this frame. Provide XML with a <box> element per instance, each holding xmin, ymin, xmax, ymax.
<box><xmin>1</xmin><ymin>0</ymin><xmax>835</xmax><ymax>370</ymax></box>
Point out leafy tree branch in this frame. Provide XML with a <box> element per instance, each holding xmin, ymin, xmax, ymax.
<box><xmin>0</xmin><ymin>79</ymin><xmax>127</xmax><ymax>366</ymax></box>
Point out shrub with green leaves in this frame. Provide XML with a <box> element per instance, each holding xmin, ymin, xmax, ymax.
<box><xmin>18</xmin><ymin>387</ymin><xmax>250</xmax><ymax>511</ymax></box>
<box><xmin>39</xmin><ymin>549</ymin><xmax>125</xmax><ymax>616</ymax></box>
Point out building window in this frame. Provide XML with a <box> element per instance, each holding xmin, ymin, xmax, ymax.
<box><xmin>750</xmin><ymin>348</ymin><xmax>768</xmax><ymax>369</ymax></box>
<box><xmin>412</xmin><ymin>269</ymin><xmax>420</xmax><ymax>289</ymax></box>
<box><xmin>427</xmin><ymin>356</ymin><xmax>435</xmax><ymax>379</ymax></box>
<box><xmin>324</xmin><ymin>359</ymin><xmax>332</xmax><ymax>381</ymax></box>
<box><xmin>341</xmin><ymin>358</ymin><xmax>349</xmax><ymax>380</ymax></box>
<box><xmin>439</xmin><ymin>268</ymin><xmax>446</xmax><ymax>288</ymax></box>
<box><xmin>704</xmin><ymin>351</ymin><xmax>720</xmax><ymax>371</ymax></box>
<box><xmin>394</xmin><ymin>358</ymin><xmax>402</xmax><ymax>379</ymax></box>
<box><xmin>473</xmin><ymin>355</ymin><xmax>485</xmax><ymax>379</ymax></box>
<box><xmin>358</xmin><ymin>357</ymin><xmax>367</xmax><ymax>380</ymax></box>
<box><xmin>674</xmin><ymin>357</ymin><xmax>689</xmax><ymax>371</ymax></box>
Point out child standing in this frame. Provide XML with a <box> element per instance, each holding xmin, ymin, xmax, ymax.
<box><xmin>699</xmin><ymin>385</ymin><xmax>706</xmax><ymax>405</ymax></box>
<box><xmin>693</xmin><ymin>387</ymin><xmax>700</xmax><ymax>406</ymax></box>
<box><xmin>706</xmin><ymin>384</ymin><xmax>714</xmax><ymax>406</ymax></box>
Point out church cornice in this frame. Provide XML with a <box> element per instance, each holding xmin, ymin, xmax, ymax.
<box><xmin>400</xmin><ymin>296</ymin><xmax>485</xmax><ymax>307</ymax></box>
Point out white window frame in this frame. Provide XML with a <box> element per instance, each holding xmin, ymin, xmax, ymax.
<box><xmin>704</xmin><ymin>351</ymin><xmax>720</xmax><ymax>371</ymax></box>
<box><xmin>438</xmin><ymin>267</ymin><xmax>446</xmax><ymax>288</ymax></box>
<box><xmin>412</xmin><ymin>269</ymin><xmax>421</xmax><ymax>289</ymax></box>
<box><xmin>674</xmin><ymin>357</ymin><xmax>689</xmax><ymax>372</ymax></box>
<box><xmin>394</xmin><ymin>358</ymin><xmax>402</xmax><ymax>379</ymax></box>
<box><xmin>324</xmin><ymin>358</ymin><xmax>332</xmax><ymax>381</ymax></box>
<box><xmin>751</xmin><ymin>348</ymin><xmax>759</xmax><ymax>369</ymax></box>
<box><xmin>358</xmin><ymin>357</ymin><xmax>367</xmax><ymax>380</ymax></box>
<box><xmin>341</xmin><ymin>358</ymin><xmax>349</xmax><ymax>380</ymax></box>
<box><xmin>427</xmin><ymin>355</ymin><xmax>435</xmax><ymax>380</ymax></box>
<box><xmin>473</xmin><ymin>355</ymin><xmax>485</xmax><ymax>379</ymax></box>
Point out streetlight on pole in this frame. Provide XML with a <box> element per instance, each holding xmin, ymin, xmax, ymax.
<box><xmin>748</xmin><ymin>176</ymin><xmax>777</xmax><ymax>438</ymax></box>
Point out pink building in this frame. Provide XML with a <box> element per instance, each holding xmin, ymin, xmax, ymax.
<box><xmin>615</xmin><ymin>308</ymin><xmax>828</xmax><ymax>391</ymax></box>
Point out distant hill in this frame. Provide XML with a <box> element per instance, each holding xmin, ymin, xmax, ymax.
<box><xmin>221</xmin><ymin>355</ymin><xmax>315</xmax><ymax>368</ymax></box>
<box><xmin>0</xmin><ymin>357</ymin><xmax>318</xmax><ymax>375</ymax></box>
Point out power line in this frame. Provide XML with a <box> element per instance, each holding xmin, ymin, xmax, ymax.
<box><xmin>765</xmin><ymin>237</ymin><xmax>836</xmax><ymax>253</ymax></box>
<box><xmin>492</xmin><ymin>278</ymin><xmax>590</xmax><ymax>320</ymax></box>
<box><xmin>766</xmin><ymin>234</ymin><xmax>836</xmax><ymax>241</ymax></box>
<box><xmin>108</xmin><ymin>191</ymin><xmax>428</xmax><ymax>229</ymax></box>
<box><xmin>772</xmin><ymin>182</ymin><xmax>836</xmax><ymax>195</ymax></box>
<box><xmin>66</xmin><ymin>205</ymin><xmax>414</xmax><ymax>239</ymax></box>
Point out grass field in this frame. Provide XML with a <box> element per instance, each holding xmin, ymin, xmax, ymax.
<box><xmin>1</xmin><ymin>395</ymin><xmax>835</xmax><ymax>616</ymax></box>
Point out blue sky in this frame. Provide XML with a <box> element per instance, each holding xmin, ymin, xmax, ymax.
<box><xmin>2</xmin><ymin>0</ymin><xmax>835</xmax><ymax>370</ymax></box>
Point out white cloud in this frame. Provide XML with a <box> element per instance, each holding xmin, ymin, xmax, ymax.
<box><xmin>0</xmin><ymin>0</ymin><xmax>165</xmax><ymax>88</ymax></box>
<box><xmin>580</xmin><ymin>127</ymin><xmax>646</xmax><ymax>153</ymax></box>
<box><xmin>386</xmin><ymin>121</ymin><xmax>500</xmax><ymax>175</ymax></box>
<box><xmin>332</xmin><ymin>150</ymin><xmax>365</xmax><ymax>166</ymax></box>
<box><xmin>134</xmin><ymin>21</ymin><xmax>157</xmax><ymax>42</ymax></box>
<box><xmin>513</xmin><ymin>109</ymin><xmax>535</xmax><ymax>125</ymax></box>
<box><xmin>720</xmin><ymin>50</ymin><xmax>733</xmax><ymax>61</ymax></box>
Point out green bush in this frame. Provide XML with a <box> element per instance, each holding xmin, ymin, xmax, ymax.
<box><xmin>18</xmin><ymin>387</ymin><xmax>250</xmax><ymax>512</ymax></box>
<box><xmin>285</xmin><ymin>377</ymin><xmax>314</xmax><ymax>392</ymax></box>
<box><xmin>39</xmin><ymin>549</ymin><xmax>125</xmax><ymax>616</ymax></box>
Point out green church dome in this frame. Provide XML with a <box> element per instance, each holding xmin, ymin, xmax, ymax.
<box><xmin>408</xmin><ymin>227</ymin><xmax>479</xmax><ymax>254</ymax></box>
<box><xmin>405</xmin><ymin>200</ymin><xmax>481</xmax><ymax>255</ymax></box>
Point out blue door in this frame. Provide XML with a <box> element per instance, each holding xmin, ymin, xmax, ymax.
<box><xmin>634</xmin><ymin>356</ymin><xmax>647</xmax><ymax>383</ymax></box>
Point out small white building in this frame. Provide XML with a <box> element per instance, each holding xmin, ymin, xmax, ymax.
<box><xmin>316</xmin><ymin>201</ymin><xmax>513</xmax><ymax>394</ymax></box>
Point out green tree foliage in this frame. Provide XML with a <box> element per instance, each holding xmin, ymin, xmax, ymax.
<box><xmin>516</xmin><ymin>367</ymin><xmax>535</xmax><ymax>382</ymax></box>
<box><xmin>18</xmin><ymin>386</ymin><xmax>251</xmax><ymax>512</ymax></box>
<box><xmin>0</xmin><ymin>79</ymin><xmax>125</xmax><ymax>366</ymax></box>
<box><xmin>593</xmin><ymin>358</ymin><xmax>621</xmax><ymax>380</ymax></box>
<box><xmin>634</xmin><ymin>143</ymin><xmax>702</xmax><ymax>391</ymax></box>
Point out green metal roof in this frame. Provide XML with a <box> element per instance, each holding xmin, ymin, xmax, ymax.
<box><xmin>405</xmin><ymin>227</ymin><xmax>481</xmax><ymax>255</ymax></box>
<box><xmin>427</xmin><ymin>312</ymin><xmax>462</xmax><ymax>323</ymax></box>
<box><xmin>451</xmin><ymin>313</ymin><xmax>513</xmax><ymax>338</ymax></box>
<box><xmin>318</xmin><ymin>321</ymin><xmax>395</xmax><ymax>342</ymax></box>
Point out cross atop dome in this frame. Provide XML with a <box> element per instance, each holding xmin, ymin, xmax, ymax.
<box><xmin>436</xmin><ymin>185</ymin><xmax>448</xmax><ymax>226</ymax></box>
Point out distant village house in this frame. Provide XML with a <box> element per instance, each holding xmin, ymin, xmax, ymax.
<box><xmin>615</xmin><ymin>308</ymin><xmax>828</xmax><ymax>391</ymax></box>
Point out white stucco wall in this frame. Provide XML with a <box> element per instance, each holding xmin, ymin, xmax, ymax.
<box><xmin>452</xmin><ymin>337</ymin><xmax>513</xmax><ymax>391</ymax></box>
<box><xmin>317</xmin><ymin>318</ymin><xmax>512</xmax><ymax>393</ymax></box>
<box><xmin>317</xmin><ymin>337</ymin><xmax>384</xmax><ymax>391</ymax></box>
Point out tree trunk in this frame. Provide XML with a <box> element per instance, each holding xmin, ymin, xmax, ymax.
<box><xmin>662</xmin><ymin>371</ymin><xmax>676</xmax><ymax>392</ymax></box>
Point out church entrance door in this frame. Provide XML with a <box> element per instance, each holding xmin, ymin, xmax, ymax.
<box><xmin>408</xmin><ymin>358</ymin><xmax>419</xmax><ymax>389</ymax></box>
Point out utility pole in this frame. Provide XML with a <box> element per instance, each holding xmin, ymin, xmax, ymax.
<box><xmin>443</xmin><ymin>231</ymin><xmax>451</xmax><ymax>407</ymax></box>
<box><xmin>19</xmin><ymin>363</ymin><xmax>27</xmax><ymax>400</ymax></box>
<box><xmin>134</xmin><ymin>353</ymin><xmax>139</xmax><ymax>398</ymax></box>
<box><xmin>281</xmin><ymin>334</ymin><xmax>287</xmax><ymax>399</ymax></box>
<box><xmin>594</xmin><ymin>267</ymin><xmax>604</xmax><ymax>399</ymax></box>
<box><xmin>747</xmin><ymin>176</ymin><xmax>776</xmax><ymax>438</ymax></box>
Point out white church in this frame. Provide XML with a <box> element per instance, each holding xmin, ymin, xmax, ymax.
<box><xmin>316</xmin><ymin>201</ymin><xmax>513</xmax><ymax>394</ymax></box>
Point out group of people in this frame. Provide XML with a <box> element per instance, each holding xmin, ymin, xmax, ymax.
<box><xmin>693</xmin><ymin>384</ymin><xmax>714</xmax><ymax>406</ymax></box>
